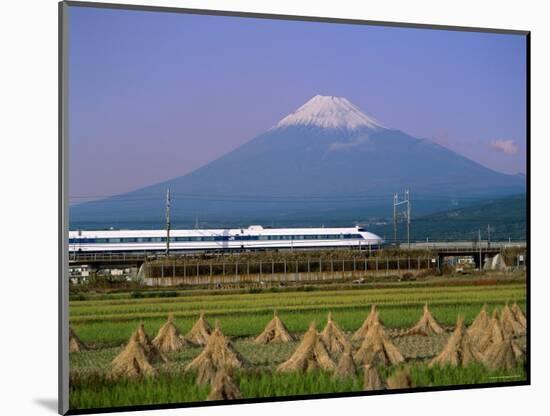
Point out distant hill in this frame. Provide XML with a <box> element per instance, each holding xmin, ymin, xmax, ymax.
<box><xmin>366</xmin><ymin>194</ymin><xmax>527</xmax><ymax>242</ymax></box>
<box><xmin>70</xmin><ymin>95</ymin><xmax>525</xmax><ymax>230</ymax></box>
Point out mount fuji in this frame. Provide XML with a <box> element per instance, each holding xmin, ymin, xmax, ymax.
<box><xmin>70</xmin><ymin>95</ymin><xmax>525</xmax><ymax>229</ymax></box>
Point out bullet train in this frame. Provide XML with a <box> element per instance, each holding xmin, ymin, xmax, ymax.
<box><xmin>69</xmin><ymin>225</ymin><xmax>384</xmax><ymax>253</ymax></box>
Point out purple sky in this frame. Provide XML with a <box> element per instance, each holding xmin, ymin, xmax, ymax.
<box><xmin>68</xmin><ymin>6</ymin><xmax>527</xmax><ymax>203</ymax></box>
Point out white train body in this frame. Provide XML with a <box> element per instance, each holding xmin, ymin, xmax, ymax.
<box><xmin>69</xmin><ymin>225</ymin><xmax>383</xmax><ymax>252</ymax></box>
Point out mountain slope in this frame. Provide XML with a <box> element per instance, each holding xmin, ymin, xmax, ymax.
<box><xmin>366</xmin><ymin>194</ymin><xmax>526</xmax><ymax>242</ymax></box>
<box><xmin>70</xmin><ymin>95</ymin><xmax>525</xmax><ymax>229</ymax></box>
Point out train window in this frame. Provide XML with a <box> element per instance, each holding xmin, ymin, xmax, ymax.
<box><xmin>108</xmin><ymin>238</ymin><xmax>121</xmax><ymax>243</ymax></box>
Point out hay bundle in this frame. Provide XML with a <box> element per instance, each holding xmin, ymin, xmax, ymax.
<box><xmin>110</xmin><ymin>331</ymin><xmax>157</xmax><ymax>379</ymax></box>
<box><xmin>206</xmin><ymin>368</ymin><xmax>243</xmax><ymax>401</ymax></box>
<box><xmin>386</xmin><ymin>368</ymin><xmax>412</xmax><ymax>390</ymax></box>
<box><xmin>404</xmin><ymin>303</ymin><xmax>444</xmax><ymax>336</ymax></box>
<box><xmin>363</xmin><ymin>364</ymin><xmax>384</xmax><ymax>391</ymax></box>
<box><xmin>152</xmin><ymin>313</ymin><xmax>189</xmax><ymax>353</ymax></box>
<box><xmin>69</xmin><ymin>327</ymin><xmax>86</xmax><ymax>353</ymax></box>
<box><xmin>483</xmin><ymin>337</ymin><xmax>524</xmax><ymax>370</ymax></box>
<box><xmin>185</xmin><ymin>312</ymin><xmax>212</xmax><ymax>346</ymax></box>
<box><xmin>354</xmin><ymin>323</ymin><xmax>404</xmax><ymax>366</ymax></box>
<box><xmin>501</xmin><ymin>304</ymin><xmax>525</xmax><ymax>336</ymax></box>
<box><xmin>254</xmin><ymin>311</ymin><xmax>295</xmax><ymax>344</ymax></box>
<box><xmin>467</xmin><ymin>305</ymin><xmax>491</xmax><ymax>339</ymax></box>
<box><xmin>196</xmin><ymin>358</ymin><xmax>217</xmax><ymax>386</ymax></box>
<box><xmin>135</xmin><ymin>323</ymin><xmax>167</xmax><ymax>363</ymax></box>
<box><xmin>277</xmin><ymin>323</ymin><xmax>335</xmax><ymax>373</ymax></box>
<box><xmin>352</xmin><ymin>305</ymin><xmax>382</xmax><ymax>342</ymax></box>
<box><xmin>474</xmin><ymin>309</ymin><xmax>504</xmax><ymax>353</ymax></box>
<box><xmin>429</xmin><ymin>316</ymin><xmax>483</xmax><ymax>368</ymax></box>
<box><xmin>333</xmin><ymin>343</ymin><xmax>357</xmax><ymax>380</ymax></box>
<box><xmin>185</xmin><ymin>322</ymin><xmax>249</xmax><ymax>385</ymax></box>
<box><xmin>320</xmin><ymin>312</ymin><xmax>351</xmax><ymax>354</ymax></box>
<box><xmin>511</xmin><ymin>303</ymin><xmax>527</xmax><ymax>329</ymax></box>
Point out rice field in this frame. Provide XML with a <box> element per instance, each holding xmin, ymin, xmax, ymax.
<box><xmin>70</xmin><ymin>364</ymin><xmax>525</xmax><ymax>409</ymax></box>
<box><xmin>70</xmin><ymin>282</ymin><xmax>526</xmax><ymax>346</ymax></box>
<box><xmin>69</xmin><ymin>280</ymin><xmax>527</xmax><ymax>410</ymax></box>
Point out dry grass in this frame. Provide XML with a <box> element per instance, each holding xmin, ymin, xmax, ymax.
<box><xmin>185</xmin><ymin>312</ymin><xmax>212</xmax><ymax>346</ymax></box>
<box><xmin>467</xmin><ymin>305</ymin><xmax>490</xmax><ymax>340</ymax></box>
<box><xmin>429</xmin><ymin>316</ymin><xmax>483</xmax><ymax>368</ymax></box>
<box><xmin>386</xmin><ymin>367</ymin><xmax>412</xmax><ymax>390</ymax></box>
<box><xmin>110</xmin><ymin>328</ymin><xmax>161</xmax><ymax>379</ymax></box>
<box><xmin>206</xmin><ymin>368</ymin><xmax>243</xmax><ymax>401</ymax></box>
<box><xmin>254</xmin><ymin>311</ymin><xmax>295</xmax><ymax>344</ymax></box>
<box><xmin>152</xmin><ymin>313</ymin><xmax>189</xmax><ymax>353</ymax></box>
<box><xmin>333</xmin><ymin>344</ymin><xmax>356</xmax><ymax>380</ymax></box>
<box><xmin>277</xmin><ymin>323</ymin><xmax>335</xmax><ymax>373</ymax></box>
<box><xmin>473</xmin><ymin>309</ymin><xmax>504</xmax><ymax>353</ymax></box>
<box><xmin>352</xmin><ymin>305</ymin><xmax>382</xmax><ymax>342</ymax></box>
<box><xmin>354</xmin><ymin>323</ymin><xmax>404</xmax><ymax>366</ymax></box>
<box><xmin>185</xmin><ymin>322</ymin><xmax>249</xmax><ymax>385</ymax></box>
<box><xmin>69</xmin><ymin>327</ymin><xmax>87</xmax><ymax>353</ymax></box>
<box><xmin>320</xmin><ymin>312</ymin><xmax>351</xmax><ymax>354</ymax></box>
<box><xmin>501</xmin><ymin>304</ymin><xmax>525</xmax><ymax>337</ymax></box>
<box><xmin>483</xmin><ymin>337</ymin><xmax>524</xmax><ymax>370</ymax></box>
<box><xmin>363</xmin><ymin>364</ymin><xmax>384</xmax><ymax>391</ymax></box>
<box><xmin>511</xmin><ymin>303</ymin><xmax>527</xmax><ymax>329</ymax></box>
<box><xmin>404</xmin><ymin>303</ymin><xmax>444</xmax><ymax>336</ymax></box>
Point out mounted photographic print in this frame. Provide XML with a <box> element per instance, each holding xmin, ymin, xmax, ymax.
<box><xmin>59</xmin><ymin>1</ymin><xmax>530</xmax><ymax>414</ymax></box>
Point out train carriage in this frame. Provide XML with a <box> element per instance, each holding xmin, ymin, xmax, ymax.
<box><xmin>69</xmin><ymin>225</ymin><xmax>384</xmax><ymax>253</ymax></box>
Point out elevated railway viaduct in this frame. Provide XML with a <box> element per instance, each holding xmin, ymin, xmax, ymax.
<box><xmin>68</xmin><ymin>241</ymin><xmax>527</xmax><ymax>279</ymax></box>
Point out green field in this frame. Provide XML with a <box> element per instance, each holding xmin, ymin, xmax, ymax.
<box><xmin>69</xmin><ymin>279</ymin><xmax>527</xmax><ymax>410</ymax></box>
<box><xmin>70</xmin><ymin>282</ymin><xmax>526</xmax><ymax>346</ymax></box>
<box><xmin>69</xmin><ymin>363</ymin><xmax>525</xmax><ymax>409</ymax></box>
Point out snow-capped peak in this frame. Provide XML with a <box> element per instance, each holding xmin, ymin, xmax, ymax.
<box><xmin>275</xmin><ymin>95</ymin><xmax>383</xmax><ymax>130</ymax></box>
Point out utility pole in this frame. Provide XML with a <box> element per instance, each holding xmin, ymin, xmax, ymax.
<box><xmin>165</xmin><ymin>188</ymin><xmax>171</xmax><ymax>257</ymax></box>
<box><xmin>487</xmin><ymin>224</ymin><xmax>491</xmax><ymax>249</ymax></box>
<box><xmin>406</xmin><ymin>189</ymin><xmax>411</xmax><ymax>249</ymax></box>
<box><xmin>393</xmin><ymin>193</ymin><xmax>398</xmax><ymax>246</ymax></box>
<box><xmin>393</xmin><ymin>191</ymin><xmax>411</xmax><ymax>247</ymax></box>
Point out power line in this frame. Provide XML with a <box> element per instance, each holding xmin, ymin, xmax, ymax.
<box><xmin>69</xmin><ymin>192</ymin><xmax>499</xmax><ymax>204</ymax></box>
